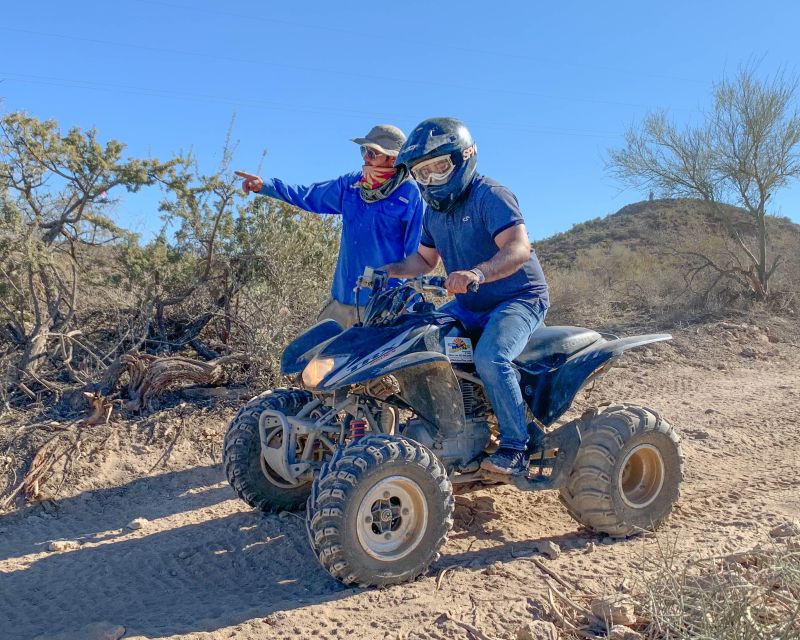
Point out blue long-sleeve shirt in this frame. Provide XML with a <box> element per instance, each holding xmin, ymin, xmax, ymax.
<box><xmin>259</xmin><ymin>172</ymin><xmax>423</xmax><ymax>305</ymax></box>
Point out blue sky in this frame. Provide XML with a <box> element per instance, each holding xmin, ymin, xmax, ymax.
<box><xmin>2</xmin><ymin>0</ymin><xmax>799</xmax><ymax>241</ymax></box>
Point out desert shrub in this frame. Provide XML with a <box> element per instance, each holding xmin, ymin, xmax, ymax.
<box><xmin>635</xmin><ymin>540</ymin><xmax>800</xmax><ymax>639</ymax></box>
<box><xmin>220</xmin><ymin>198</ymin><xmax>340</xmax><ymax>388</ymax></box>
<box><xmin>545</xmin><ymin>243</ymin><xmax>686</xmax><ymax>327</ymax></box>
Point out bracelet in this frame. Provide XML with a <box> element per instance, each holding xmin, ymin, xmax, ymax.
<box><xmin>469</xmin><ymin>268</ymin><xmax>486</xmax><ymax>284</ymax></box>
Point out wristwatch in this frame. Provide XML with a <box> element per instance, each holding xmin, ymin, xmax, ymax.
<box><xmin>469</xmin><ymin>268</ymin><xmax>486</xmax><ymax>284</ymax></box>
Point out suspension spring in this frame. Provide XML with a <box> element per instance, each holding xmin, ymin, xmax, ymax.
<box><xmin>349</xmin><ymin>419</ymin><xmax>367</xmax><ymax>440</ymax></box>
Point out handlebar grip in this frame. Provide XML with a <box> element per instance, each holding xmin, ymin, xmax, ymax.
<box><xmin>428</xmin><ymin>276</ymin><xmax>446</xmax><ymax>288</ymax></box>
<box><xmin>467</xmin><ymin>281</ymin><xmax>480</xmax><ymax>293</ymax></box>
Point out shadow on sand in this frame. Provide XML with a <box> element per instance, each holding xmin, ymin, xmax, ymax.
<box><xmin>0</xmin><ymin>464</ymin><xmax>598</xmax><ymax>639</ymax></box>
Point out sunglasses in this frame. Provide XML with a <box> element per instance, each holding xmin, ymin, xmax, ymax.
<box><xmin>360</xmin><ymin>145</ymin><xmax>387</xmax><ymax>160</ymax></box>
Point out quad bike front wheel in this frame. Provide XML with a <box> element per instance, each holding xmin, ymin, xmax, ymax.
<box><xmin>559</xmin><ymin>404</ymin><xmax>684</xmax><ymax>537</ymax></box>
<box><xmin>223</xmin><ymin>388</ymin><xmax>316</xmax><ymax>512</ymax></box>
<box><xmin>306</xmin><ymin>434</ymin><xmax>454</xmax><ymax>587</ymax></box>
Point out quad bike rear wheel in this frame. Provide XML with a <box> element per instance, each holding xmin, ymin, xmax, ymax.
<box><xmin>306</xmin><ymin>434</ymin><xmax>454</xmax><ymax>587</ymax></box>
<box><xmin>223</xmin><ymin>388</ymin><xmax>315</xmax><ymax>512</ymax></box>
<box><xmin>559</xmin><ymin>404</ymin><xmax>683</xmax><ymax>537</ymax></box>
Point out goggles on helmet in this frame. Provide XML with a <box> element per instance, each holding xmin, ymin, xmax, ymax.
<box><xmin>411</xmin><ymin>155</ymin><xmax>455</xmax><ymax>186</ymax></box>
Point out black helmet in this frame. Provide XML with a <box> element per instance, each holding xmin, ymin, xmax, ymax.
<box><xmin>396</xmin><ymin>117</ymin><xmax>477</xmax><ymax>212</ymax></box>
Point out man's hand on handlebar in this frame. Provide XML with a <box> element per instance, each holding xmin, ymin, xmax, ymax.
<box><xmin>445</xmin><ymin>270</ymin><xmax>481</xmax><ymax>294</ymax></box>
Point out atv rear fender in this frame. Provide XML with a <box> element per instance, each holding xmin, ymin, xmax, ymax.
<box><xmin>524</xmin><ymin>333</ymin><xmax>671</xmax><ymax>426</ymax></box>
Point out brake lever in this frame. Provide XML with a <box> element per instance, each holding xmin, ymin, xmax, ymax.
<box><xmin>467</xmin><ymin>281</ymin><xmax>479</xmax><ymax>293</ymax></box>
<box><xmin>422</xmin><ymin>285</ymin><xmax>448</xmax><ymax>297</ymax></box>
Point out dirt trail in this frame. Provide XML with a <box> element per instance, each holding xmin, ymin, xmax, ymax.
<box><xmin>1</xmin><ymin>321</ymin><xmax>798</xmax><ymax>639</ymax></box>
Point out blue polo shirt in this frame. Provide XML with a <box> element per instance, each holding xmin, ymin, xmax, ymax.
<box><xmin>259</xmin><ymin>173</ymin><xmax>423</xmax><ymax>306</ymax></box>
<box><xmin>419</xmin><ymin>175</ymin><xmax>549</xmax><ymax>313</ymax></box>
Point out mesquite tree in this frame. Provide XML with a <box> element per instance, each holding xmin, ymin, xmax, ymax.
<box><xmin>0</xmin><ymin>112</ymin><xmax>179</xmax><ymax>397</ymax></box>
<box><xmin>608</xmin><ymin>68</ymin><xmax>800</xmax><ymax>300</ymax></box>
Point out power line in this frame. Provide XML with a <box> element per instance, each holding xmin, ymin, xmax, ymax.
<box><xmin>135</xmin><ymin>0</ymin><xmax>707</xmax><ymax>86</ymax></box>
<box><xmin>0</xmin><ymin>25</ymin><xmax>672</xmax><ymax>111</ymax></box>
<box><xmin>0</xmin><ymin>70</ymin><xmax>622</xmax><ymax>139</ymax></box>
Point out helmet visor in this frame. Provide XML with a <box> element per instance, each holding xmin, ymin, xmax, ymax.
<box><xmin>411</xmin><ymin>155</ymin><xmax>455</xmax><ymax>186</ymax></box>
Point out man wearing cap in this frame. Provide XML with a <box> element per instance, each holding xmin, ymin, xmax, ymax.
<box><xmin>237</xmin><ymin>125</ymin><xmax>423</xmax><ymax>328</ymax></box>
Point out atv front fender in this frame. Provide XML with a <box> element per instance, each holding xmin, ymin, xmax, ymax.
<box><xmin>281</xmin><ymin>319</ymin><xmax>343</xmax><ymax>375</ymax></box>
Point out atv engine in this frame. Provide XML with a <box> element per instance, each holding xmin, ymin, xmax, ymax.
<box><xmin>402</xmin><ymin>378</ymin><xmax>492</xmax><ymax>469</ymax></box>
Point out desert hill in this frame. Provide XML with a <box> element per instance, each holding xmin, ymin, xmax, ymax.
<box><xmin>536</xmin><ymin>198</ymin><xmax>800</xmax><ymax>272</ymax></box>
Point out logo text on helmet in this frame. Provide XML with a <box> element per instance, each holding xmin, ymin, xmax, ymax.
<box><xmin>462</xmin><ymin>144</ymin><xmax>477</xmax><ymax>161</ymax></box>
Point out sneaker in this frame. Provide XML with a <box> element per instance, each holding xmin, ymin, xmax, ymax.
<box><xmin>481</xmin><ymin>447</ymin><xmax>529</xmax><ymax>476</ymax></box>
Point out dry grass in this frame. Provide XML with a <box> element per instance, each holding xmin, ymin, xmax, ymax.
<box><xmin>633</xmin><ymin>537</ymin><xmax>800</xmax><ymax>639</ymax></box>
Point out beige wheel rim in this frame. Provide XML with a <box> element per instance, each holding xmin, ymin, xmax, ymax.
<box><xmin>618</xmin><ymin>444</ymin><xmax>665</xmax><ymax>509</ymax></box>
<box><xmin>356</xmin><ymin>475</ymin><xmax>429</xmax><ymax>561</ymax></box>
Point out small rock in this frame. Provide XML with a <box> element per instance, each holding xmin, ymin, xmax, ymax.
<box><xmin>585</xmin><ymin>542</ymin><xmax>596</xmax><ymax>553</ymax></box>
<box><xmin>757</xmin><ymin>333</ymin><xmax>769</xmax><ymax>343</ymax></box>
<box><xmin>618</xmin><ymin>578</ymin><xmax>634</xmax><ymax>593</ymax></box>
<box><xmin>516</xmin><ymin>620</ymin><xmax>559</xmax><ymax>640</ymax></box>
<box><xmin>770</xmin><ymin>520</ymin><xmax>800</xmax><ymax>539</ymax></box>
<box><xmin>609</xmin><ymin>625</ymin><xmax>643</xmax><ymax>640</ymax></box>
<box><xmin>740</xmin><ymin>347</ymin><xmax>758</xmax><ymax>358</ymax></box>
<box><xmin>127</xmin><ymin>518</ymin><xmax>148</xmax><ymax>530</ymax></box>
<box><xmin>537</xmin><ymin>540</ymin><xmax>561</xmax><ymax>560</ymax></box>
<box><xmin>48</xmin><ymin>540</ymin><xmax>79</xmax><ymax>552</ymax></box>
<box><xmin>591</xmin><ymin>594</ymin><xmax>637</xmax><ymax>626</ymax></box>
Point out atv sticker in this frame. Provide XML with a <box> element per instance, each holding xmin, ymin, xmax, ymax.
<box><xmin>444</xmin><ymin>336</ymin><xmax>474</xmax><ymax>363</ymax></box>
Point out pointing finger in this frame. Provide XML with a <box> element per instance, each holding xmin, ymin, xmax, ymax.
<box><xmin>234</xmin><ymin>170</ymin><xmax>259</xmax><ymax>180</ymax></box>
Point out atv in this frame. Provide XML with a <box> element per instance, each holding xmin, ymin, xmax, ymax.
<box><xmin>223</xmin><ymin>268</ymin><xmax>684</xmax><ymax>587</ymax></box>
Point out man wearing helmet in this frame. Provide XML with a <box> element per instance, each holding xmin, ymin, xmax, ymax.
<box><xmin>380</xmin><ymin>117</ymin><xmax>549</xmax><ymax>476</ymax></box>
<box><xmin>237</xmin><ymin>124</ymin><xmax>423</xmax><ymax>328</ymax></box>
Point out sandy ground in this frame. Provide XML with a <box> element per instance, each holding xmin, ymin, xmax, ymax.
<box><xmin>0</xmin><ymin>319</ymin><xmax>798</xmax><ymax>640</ymax></box>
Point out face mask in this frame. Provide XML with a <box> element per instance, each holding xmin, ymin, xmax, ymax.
<box><xmin>360</xmin><ymin>164</ymin><xmax>397</xmax><ymax>189</ymax></box>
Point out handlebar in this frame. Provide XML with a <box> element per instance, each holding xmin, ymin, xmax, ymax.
<box><xmin>355</xmin><ymin>267</ymin><xmax>480</xmax><ymax>327</ymax></box>
<box><xmin>357</xmin><ymin>268</ymin><xmax>478</xmax><ymax>295</ymax></box>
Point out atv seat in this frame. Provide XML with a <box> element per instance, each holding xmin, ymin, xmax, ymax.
<box><xmin>513</xmin><ymin>326</ymin><xmax>602</xmax><ymax>369</ymax></box>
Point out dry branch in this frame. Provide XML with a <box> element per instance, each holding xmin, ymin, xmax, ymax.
<box><xmin>439</xmin><ymin>611</ymin><xmax>498</xmax><ymax>640</ymax></box>
<box><xmin>121</xmin><ymin>351</ymin><xmax>243</xmax><ymax>410</ymax></box>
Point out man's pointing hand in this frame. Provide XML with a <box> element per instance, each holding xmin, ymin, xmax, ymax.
<box><xmin>234</xmin><ymin>170</ymin><xmax>264</xmax><ymax>195</ymax></box>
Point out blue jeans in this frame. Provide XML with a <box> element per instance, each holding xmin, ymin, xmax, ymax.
<box><xmin>442</xmin><ymin>297</ymin><xmax>548</xmax><ymax>451</ymax></box>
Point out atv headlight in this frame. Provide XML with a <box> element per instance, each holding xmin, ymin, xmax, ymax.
<box><xmin>302</xmin><ymin>356</ymin><xmax>338</xmax><ymax>388</ymax></box>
